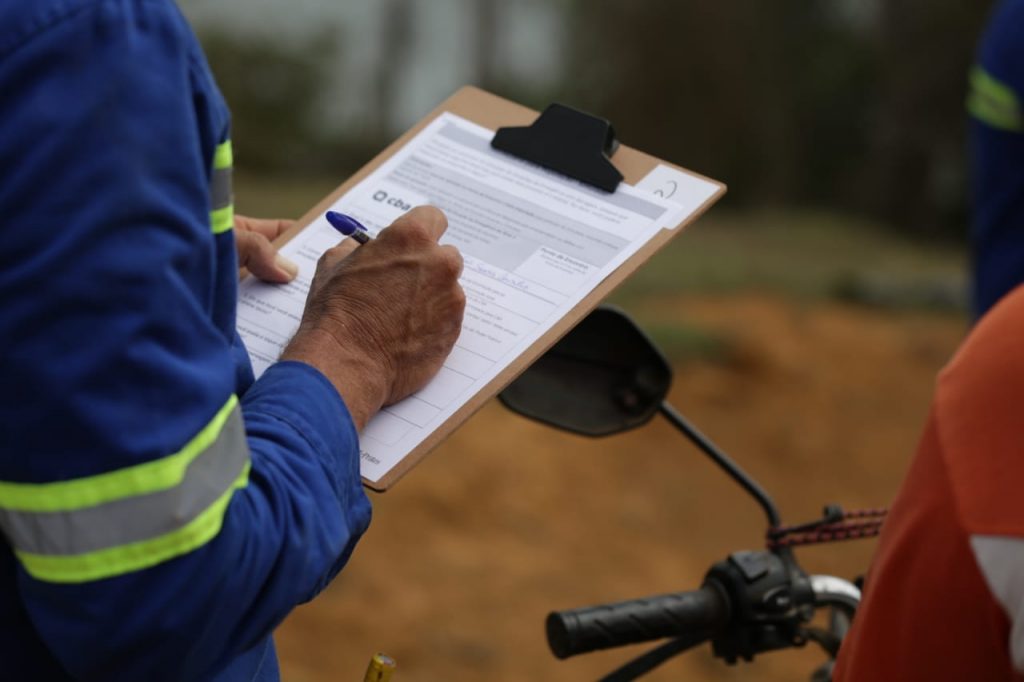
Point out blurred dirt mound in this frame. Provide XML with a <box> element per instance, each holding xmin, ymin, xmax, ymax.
<box><xmin>276</xmin><ymin>295</ymin><xmax>965</xmax><ymax>682</ymax></box>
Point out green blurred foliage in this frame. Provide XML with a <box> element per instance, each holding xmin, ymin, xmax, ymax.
<box><xmin>199</xmin><ymin>30</ymin><xmax>386</xmax><ymax>177</ymax></box>
<box><xmin>200</xmin><ymin>30</ymin><xmax>328</xmax><ymax>171</ymax></box>
<box><xmin>199</xmin><ymin>0</ymin><xmax>998</xmax><ymax>239</ymax></box>
<box><xmin>608</xmin><ymin>208</ymin><xmax>964</xmax><ymax>305</ymax></box>
<box><xmin>563</xmin><ymin>0</ymin><xmax>994</xmax><ymax>237</ymax></box>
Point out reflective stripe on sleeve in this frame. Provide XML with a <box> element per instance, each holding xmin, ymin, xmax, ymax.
<box><xmin>967</xmin><ymin>66</ymin><xmax>1024</xmax><ymax>133</ymax></box>
<box><xmin>210</xmin><ymin>167</ymin><xmax>232</xmax><ymax>213</ymax></box>
<box><xmin>213</xmin><ymin>140</ymin><xmax>233</xmax><ymax>171</ymax></box>
<box><xmin>971</xmin><ymin>535</ymin><xmax>1024</xmax><ymax>673</ymax></box>
<box><xmin>210</xmin><ymin>139</ymin><xmax>234</xmax><ymax>234</ymax></box>
<box><xmin>0</xmin><ymin>396</ymin><xmax>250</xmax><ymax>584</ymax></box>
<box><xmin>211</xmin><ymin>203</ymin><xmax>234</xmax><ymax>235</ymax></box>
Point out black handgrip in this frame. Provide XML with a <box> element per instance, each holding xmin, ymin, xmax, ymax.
<box><xmin>546</xmin><ymin>585</ymin><xmax>729</xmax><ymax>659</ymax></box>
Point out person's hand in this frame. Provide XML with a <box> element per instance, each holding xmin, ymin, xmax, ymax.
<box><xmin>281</xmin><ymin>206</ymin><xmax>466</xmax><ymax>430</ymax></box>
<box><xmin>234</xmin><ymin>215</ymin><xmax>299</xmax><ymax>283</ymax></box>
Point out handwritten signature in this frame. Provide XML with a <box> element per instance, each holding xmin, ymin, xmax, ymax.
<box><xmin>464</xmin><ymin>261</ymin><xmax>531</xmax><ymax>292</ymax></box>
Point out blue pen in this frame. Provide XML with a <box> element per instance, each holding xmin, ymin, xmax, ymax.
<box><xmin>325</xmin><ymin>210</ymin><xmax>372</xmax><ymax>245</ymax></box>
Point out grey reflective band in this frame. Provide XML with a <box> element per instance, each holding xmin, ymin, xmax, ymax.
<box><xmin>210</xmin><ymin>166</ymin><xmax>233</xmax><ymax>212</ymax></box>
<box><xmin>0</xmin><ymin>404</ymin><xmax>249</xmax><ymax>557</ymax></box>
<box><xmin>971</xmin><ymin>535</ymin><xmax>1024</xmax><ymax>672</ymax></box>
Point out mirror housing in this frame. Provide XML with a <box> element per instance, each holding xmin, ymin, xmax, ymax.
<box><xmin>500</xmin><ymin>306</ymin><xmax>672</xmax><ymax>436</ymax></box>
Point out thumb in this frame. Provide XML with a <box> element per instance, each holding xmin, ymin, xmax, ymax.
<box><xmin>236</xmin><ymin>230</ymin><xmax>298</xmax><ymax>283</ymax></box>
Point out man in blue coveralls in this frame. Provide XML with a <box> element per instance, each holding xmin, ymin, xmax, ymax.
<box><xmin>968</xmin><ymin>0</ymin><xmax>1024</xmax><ymax>316</ymax></box>
<box><xmin>0</xmin><ymin>1</ymin><xmax>466</xmax><ymax>680</ymax></box>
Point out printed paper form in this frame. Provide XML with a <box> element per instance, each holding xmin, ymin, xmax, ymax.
<box><xmin>237</xmin><ymin>113</ymin><xmax>709</xmax><ymax>485</ymax></box>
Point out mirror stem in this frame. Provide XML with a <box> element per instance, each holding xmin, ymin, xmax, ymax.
<box><xmin>658</xmin><ymin>402</ymin><xmax>781</xmax><ymax>528</ymax></box>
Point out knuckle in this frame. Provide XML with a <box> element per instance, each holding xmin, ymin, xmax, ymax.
<box><xmin>402</xmin><ymin>219</ymin><xmax>434</xmax><ymax>245</ymax></box>
<box><xmin>438</xmin><ymin>247</ymin><xmax>463</xmax><ymax>278</ymax></box>
<box><xmin>235</xmin><ymin>229</ymin><xmax>255</xmax><ymax>248</ymax></box>
<box><xmin>382</xmin><ymin>221</ymin><xmax>428</xmax><ymax>249</ymax></box>
<box><xmin>317</xmin><ymin>245</ymin><xmax>345</xmax><ymax>271</ymax></box>
<box><xmin>253</xmin><ymin>233</ymin><xmax>273</xmax><ymax>252</ymax></box>
<box><xmin>388</xmin><ymin>206</ymin><xmax>446</xmax><ymax>245</ymax></box>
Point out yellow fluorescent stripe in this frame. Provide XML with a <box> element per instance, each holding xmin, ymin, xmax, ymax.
<box><xmin>16</xmin><ymin>463</ymin><xmax>250</xmax><ymax>584</ymax></box>
<box><xmin>0</xmin><ymin>396</ymin><xmax>239</xmax><ymax>513</ymax></box>
<box><xmin>211</xmin><ymin>204</ymin><xmax>235</xmax><ymax>234</ymax></box>
<box><xmin>968</xmin><ymin>93</ymin><xmax>1024</xmax><ymax>132</ymax></box>
<box><xmin>213</xmin><ymin>140</ymin><xmax>233</xmax><ymax>170</ymax></box>
<box><xmin>968</xmin><ymin>66</ymin><xmax>1023</xmax><ymax>132</ymax></box>
<box><xmin>971</xmin><ymin>67</ymin><xmax>1020</xmax><ymax>109</ymax></box>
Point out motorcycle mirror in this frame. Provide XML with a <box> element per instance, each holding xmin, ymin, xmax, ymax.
<box><xmin>499</xmin><ymin>306</ymin><xmax>672</xmax><ymax>436</ymax></box>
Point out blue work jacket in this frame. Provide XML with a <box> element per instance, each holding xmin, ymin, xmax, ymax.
<box><xmin>969</xmin><ymin>0</ymin><xmax>1024</xmax><ymax>317</ymax></box>
<box><xmin>0</xmin><ymin>1</ymin><xmax>371</xmax><ymax>679</ymax></box>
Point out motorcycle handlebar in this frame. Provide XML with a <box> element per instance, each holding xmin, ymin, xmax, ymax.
<box><xmin>545</xmin><ymin>584</ymin><xmax>730</xmax><ymax>659</ymax></box>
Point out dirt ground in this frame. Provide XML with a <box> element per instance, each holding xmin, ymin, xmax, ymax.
<box><xmin>273</xmin><ymin>294</ymin><xmax>966</xmax><ymax>682</ymax></box>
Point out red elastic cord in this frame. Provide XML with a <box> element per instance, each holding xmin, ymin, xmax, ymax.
<box><xmin>766</xmin><ymin>508</ymin><xmax>887</xmax><ymax>550</ymax></box>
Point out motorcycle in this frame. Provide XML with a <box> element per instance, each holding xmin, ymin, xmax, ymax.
<box><xmin>499</xmin><ymin>306</ymin><xmax>885</xmax><ymax>681</ymax></box>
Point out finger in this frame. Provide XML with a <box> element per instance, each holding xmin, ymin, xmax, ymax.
<box><xmin>237</xmin><ymin>230</ymin><xmax>298</xmax><ymax>283</ymax></box>
<box><xmin>236</xmin><ymin>215</ymin><xmax>294</xmax><ymax>240</ymax></box>
<box><xmin>318</xmin><ymin>238</ymin><xmax>359</xmax><ymax>272</ymax></box>
<box><xmin>234</xmin><ymin>215</ymin><xmax>254</xmax><ymax>232</ymax></box>
<box><xmin>384</xmin><ymin>205</ymin><xmax>448</xmax><ymax>244</ymax></box>
<box><xmin>439</xmin><ymin>244</ymin><xmax>464</xmax><ymax>279</ymax></box>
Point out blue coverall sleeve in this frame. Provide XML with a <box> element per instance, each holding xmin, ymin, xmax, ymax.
<box><xmin>0</xmin><ymin>2</ymin><xmax>370</xmax><ymax>680</ymax></box>
<box><xmin>969</xmin><ymin>0</ymin><xmax>1024</xmax><ymax>315</ymax></box>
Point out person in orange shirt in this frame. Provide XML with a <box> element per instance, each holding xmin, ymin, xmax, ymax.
<box><xmin>832</xmin><ymin>281</ymin><xmax>1024</xmax><ymax>680</ymax></box>
<box><xmin>835</xmin><ymin>1</ymin><xmax>1024</xmax><ymax>677</ymax></box>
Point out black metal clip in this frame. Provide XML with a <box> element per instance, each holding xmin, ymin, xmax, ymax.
<box><xmin>491</xmin><ymin>103</ymin><xmax>623</xmax><ymax>193</ymax></box>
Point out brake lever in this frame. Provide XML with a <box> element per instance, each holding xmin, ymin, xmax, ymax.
<box><xmin>599</xmin><ymin>632</ymin><xmax>712</xmax><ymax>682</ymax></box>
<box><xmin>800</xmin><ymin>626</ymin><xmax>842</xmax><ymax>658</ymax></box>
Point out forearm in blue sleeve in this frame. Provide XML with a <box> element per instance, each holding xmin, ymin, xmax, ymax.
<box><xmin>0</xmin><ymin>2</ymin><xmax>370</xmax><ymax>679</ymax></box>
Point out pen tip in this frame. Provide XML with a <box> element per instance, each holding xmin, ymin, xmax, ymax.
<box><xmin>325</xmin><ymin>210</ymin><xmax>355</xmax><ymax>236</ymax></box>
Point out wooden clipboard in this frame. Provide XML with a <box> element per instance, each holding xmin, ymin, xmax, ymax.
<box><xmin>266</xmin><ymin>86</ymin><xmax>726</xmax><ymax>491</ymax></box>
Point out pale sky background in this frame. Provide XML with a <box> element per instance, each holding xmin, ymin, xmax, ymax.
<box><xmin>178</xmin><ymin>0</ymin><xmax>567</xmax><ymax>135</ymax></box>
<box><xmin>177</xmin><ymin>0</ymin><xmax>882</xmax><ymax>145</ymax></box>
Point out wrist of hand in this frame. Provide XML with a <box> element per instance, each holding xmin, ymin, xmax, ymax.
<box><xmin>281</xmin><ymin>325</ymin><xmax>390</xmax><ymax>431</ymax></box>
